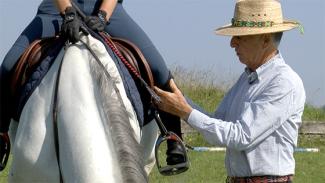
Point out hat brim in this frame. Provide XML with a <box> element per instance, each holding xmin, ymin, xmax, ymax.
<box><xmin>215</xmin><ymin>20</ymin><xmax>300</xmax><ymax>36</ymax></box>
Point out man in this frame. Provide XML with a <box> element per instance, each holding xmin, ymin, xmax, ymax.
<box><xmin>154</xmin><ymin>0</ymin><xmax>305</xmax><ymax>182</ymax></box>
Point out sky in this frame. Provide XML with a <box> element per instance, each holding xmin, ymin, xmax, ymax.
<box><xmin>0</xmin><ymin>0</ymin><xmax>324</xmax><ymax>107</ymax></box>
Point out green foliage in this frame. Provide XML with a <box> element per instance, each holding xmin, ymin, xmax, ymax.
<box><xmin>303</xmin><ymin>104</ymin><xmax>325</xmax><ymax>122</ymax></box>
<box><xmin>172</xmin><ymin>67</ymin><xmax>227</xmax><ymax>113</ymax></box>
<box><xmin>179</xmin><ymin>84</ymin><xmax>224</xmax><ymax>113</ymax></box>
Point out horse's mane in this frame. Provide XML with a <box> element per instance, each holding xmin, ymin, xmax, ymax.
<box><xmin>89</xmin><ymin>55</ymin><xmax>147</xmax><ymax>183</ymax></box>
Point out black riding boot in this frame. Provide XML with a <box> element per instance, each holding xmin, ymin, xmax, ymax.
<box><xmin>159</xmin><ymin>79</ymin><xmax>186</xmax><ymax>166</ymax></box>
<box><xmin>159</xmin><ymin>111</ymin><xmax>186</xmax><ymax>165</ymax></box>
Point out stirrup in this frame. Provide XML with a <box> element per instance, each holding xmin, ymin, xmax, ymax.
<box><xmin>158</xmin><ymin>162</ymin><xmax>189</xmax><ymax>176</ymax></box>
<box><xmin>155</xmin><ymin>132</ymin><xmax>190</xmax><ymax>176</ymax></box>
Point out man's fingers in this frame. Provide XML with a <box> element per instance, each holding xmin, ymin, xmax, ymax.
<box><xmin>154</xmin><ymin>80</ymin><xmax>181</xmax><ymax>97</ymax></box>
<box><xmin>154</xmin><ymin>86</ymin><xmax>165</xmax><ymax>95</ymax></box>
<box><xmin>169</xmin><ymin>79</ymin><xmax>181</xmax><ymax>94</ymax></box>
<box><xmin>153</xmin><ymin>86</ymin><xmax>167</xmax><ymax>108</ymax></box>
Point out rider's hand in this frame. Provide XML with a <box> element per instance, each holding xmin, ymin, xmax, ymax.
<box><xmin>61</xmin><ymin>6</ymin><xmax>88</xmax><ymax>43</ymax></box>
<box><xmin>85</xmin><ymin>10</ymin><xmax>108</xmax><ymax>32</ymax></box>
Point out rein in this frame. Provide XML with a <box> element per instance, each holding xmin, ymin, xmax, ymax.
<box><xmin>97</xmin><ymin>32</ymin><xmax>189</xmax><ymax>175</ymax></box>
<box><xmin>69</xmin><ymin>1</ymin><xmax>190</xmax><ymax>176</ymax></box>
<box><xmin>99</xmin><ymin>32</ymin><xmax>161</xmax><ymax>103</ymax></box>
<box><xmin>52</xmin><ymin>45</ymin><xmax>64</xmax><ymax>183</ymax></box>
<box><xmin>71</xmin><ymin>1</ymin><xmax>161</xmax><ymax>104</ymax></box>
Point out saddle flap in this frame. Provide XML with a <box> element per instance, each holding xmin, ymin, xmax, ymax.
<box><xmin>10</xmin><ymin>36</ymin><xmax>61</xmax><ymax>97</ymax></box>
<box><xmin>110</xmin><ymin>37</ymin><xmax>155</xmax><ymax>89</ymax></box>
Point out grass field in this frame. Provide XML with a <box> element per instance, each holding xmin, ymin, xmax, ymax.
<box><xmin>148</xmin><ymin>133</ymin><xmax>325</xmax><ymax>183</ymax></box>
<box><xmin>1</xmin><ymin>134</ymin><xmax>324</xmax><ymax>183</ymax></box>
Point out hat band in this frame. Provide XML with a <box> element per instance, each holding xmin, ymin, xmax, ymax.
<box><xmin>231</xmin><ymin>18</ymin><xmax>274</xmax><ymax>27</ymax></box>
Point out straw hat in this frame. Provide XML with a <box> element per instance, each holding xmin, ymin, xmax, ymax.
<box><xmin>215</xmin><ymin>0</ymin><xmax>302</xmax><ymax>36</ymax></box>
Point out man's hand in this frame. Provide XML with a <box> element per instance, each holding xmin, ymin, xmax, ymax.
<box><xmin>61</xmin><ymin>6</ymin><xmax>88</xmax><ymax>43</ymax></box>
<box><xmin>85</xmin><ymin>10</ymin><xmax>108</xmax><ymax>32</ymax></box>
<box><xmin>154</xmin><ymin>79</ymin><xmax>193</xmax><ymax>120</ymax></box>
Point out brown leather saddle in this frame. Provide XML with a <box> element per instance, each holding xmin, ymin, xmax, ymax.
<box><xmin>10</xmin><ymin>34</ymin><xmax>154</xmax><ymax>119</ymax></box>
<box><xmin>105</xmin><ymin>34</ymin><xmax>154</xmax><ymax>90</ymax></box>
<box><xmin>111</xmin><ymin>37</ymin><xmax>154</xmax><ymax>88</ymax></box>
<box><xmin>10</xmin><ymin>36</ymin><xmax>62</xmax><ymax>103</ymax></box>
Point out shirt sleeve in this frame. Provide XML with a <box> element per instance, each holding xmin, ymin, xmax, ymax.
<box><xmin>187</xmin><ymin>76</ymin><xmax>295</xmax><ymax>151</ymax></box>
<box><xmin>214</xmin><ymin>74</ymin><xmax>244</xmax><ymax>119</ymax></box>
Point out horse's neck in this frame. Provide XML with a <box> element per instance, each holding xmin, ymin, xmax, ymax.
<box><xmin>56</xmin><ymin>42</ymin><xmax>123</xmax><ymax>182</ymax></box>
<box><xmin>10</xmin><ymin>35</ymin><xmax>147</xmax><ymax>182</ymax></box>
<box><xmin>58</xmin><ymin>35</ymin><xmax>146</xmax><ymax>182</ymax></box>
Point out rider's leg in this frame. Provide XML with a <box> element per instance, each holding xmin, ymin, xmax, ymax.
<box><xmin>105</xmin><ymin>3</ymin><xmax>185</xmax><ymax>165</ymax></box>
<box><xmin>0</xmin><ymin>13</ymin><xmax>61</xmax><ymax>134</ymax></box>
<box><xmin>0</xmin><ymin>0</ymin><xmax>106</xmax><ymax>134</ymax></box>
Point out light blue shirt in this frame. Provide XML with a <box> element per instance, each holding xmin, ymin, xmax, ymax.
<box><xmin>187</xmin><ymin>52</ymin><xmax>306</xmax><ymax>177</ymax></box>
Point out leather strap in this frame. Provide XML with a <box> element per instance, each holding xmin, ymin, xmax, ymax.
<box><xmin>226</xmin><ymin>175</ymin><xmax>294</xmax><ymax>183</ymax></box>
<box><xmin>114</xmin><ymin>41</ymin><xmax>141</xmax><ymax>75</ymax></box>
<box><xmin>111</xmin><ymin>37</ymin><xmax>155</xmax><ymax>88</ymax></box>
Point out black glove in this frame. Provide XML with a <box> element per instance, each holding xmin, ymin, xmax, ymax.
<box><xmin>61</xmin><ymin>6</ymin><xmax>88</xmax><ymax>43</ymax></box>
<box><xmin>85</xmin><ymin>10</ymin><xmax>108</xmax><ymax>32</ymax></box>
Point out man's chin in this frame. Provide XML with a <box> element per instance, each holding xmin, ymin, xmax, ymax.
<box><xmin>238</xmin><ymin>58</ymin><xmax>245</xmax><ymax>64</ymax></box>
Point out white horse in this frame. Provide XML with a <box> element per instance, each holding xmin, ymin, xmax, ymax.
<box><xmin>8</xmin><ymin>34</ymin><xmax>159</xmax><ymax>182</ymax></box>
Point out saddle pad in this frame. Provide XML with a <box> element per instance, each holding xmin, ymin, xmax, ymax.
<box><xmin>11</xmin><ymin>37</ymin><xmax>65</xmax><ymax>121</ymax></box>
<box><xmin>11</xmin><ymin>31</ymin><xmax>152</xmax><ymax>128</ymax></box>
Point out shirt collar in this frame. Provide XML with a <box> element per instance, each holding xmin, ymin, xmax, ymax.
<box><xmin>245</xmin><ymin>51</ymin><xmax>284</xmax><ymax>84</ymax></box>
<box><xmin>245</xmin><ymin>68</ymin><xmax>258</xmax><ymax>84</ymax></box>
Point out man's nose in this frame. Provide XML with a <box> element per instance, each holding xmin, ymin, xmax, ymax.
<box><xmin>230</xmin><ymin>36</ymin><xmax>238</xmax><ymax>48</ymax></box>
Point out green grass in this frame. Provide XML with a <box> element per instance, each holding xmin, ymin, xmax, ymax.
<box><xmin>0</xmin><ymin>155</ymin><xmax>11</xmax><ymax>182</ymax></box>
<box><xmin>1</xmin><ymin>134</ymin><xmax>324</xmax><ymax>183</ymax></box>
<box><xmin>149</xmin><ymin>133</ymin><xmax>325</xmax><ymax>183</ymax></box>
<box><xmin>303</xmin><ymin>105</ymin><xmax>325</xmax><ymax>122</ymax></box>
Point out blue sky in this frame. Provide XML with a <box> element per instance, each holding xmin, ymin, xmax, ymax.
<box><xmin>1</xmin><ymin>0</ymin><xmax>324</xmax><ymax>107</ymax></box>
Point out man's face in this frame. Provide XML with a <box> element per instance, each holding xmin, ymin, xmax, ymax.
<box><xmin>230</xmin><ymin>34</ymin><xmax>265</xmax><ymax>70</ymax></box>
